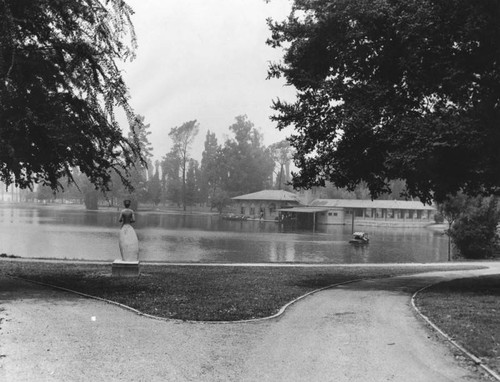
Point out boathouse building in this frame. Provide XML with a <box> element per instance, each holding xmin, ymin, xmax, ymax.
<box><xmin>232</xmin><ymin>189</ymin><xmax>436</xmax><ymax>227</ymax></box>
<box><xmin>281</xmin><ymin>199</ymin><xmax>436</xmax><ymax>227</ymax></box>
<box><xmin>231</xmin><ymin>190</ymin><xmax>301</xmax><ymax>220</ymax></box>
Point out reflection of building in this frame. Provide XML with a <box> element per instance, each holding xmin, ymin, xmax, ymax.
<box><xmin>281</xmin><ymin>199</ymin><xmax>436</xmax><ymax>228</ymax></box>
<box><xmin>232</xmin><ymin>190</ymin><xmax>301</xmax><ymax>220</ymax></box>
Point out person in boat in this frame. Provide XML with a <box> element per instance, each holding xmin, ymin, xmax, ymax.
<box><xmin>351</xmin><ymin>232</ymin><xmax>369</xmax><ymax>243</ymax></box>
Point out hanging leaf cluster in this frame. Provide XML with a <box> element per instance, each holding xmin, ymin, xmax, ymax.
<box><xmin>0</xmin><ymin>0</ymin><xmax>142</xmax><ymax>190</ymax></box>
<box><xmin>268</xmin><ymin>0</ymin><xmax>500</xmax><ymax>203</ymax></box>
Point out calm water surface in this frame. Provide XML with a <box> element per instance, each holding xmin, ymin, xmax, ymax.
<box><xmin>0</xmin><ymin>205</ymin><xmax>448</xmax><ymax>263</ymax></box>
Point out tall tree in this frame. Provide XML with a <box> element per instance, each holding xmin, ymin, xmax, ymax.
<box><xmin>185</xmin><ymin>159</ymin><xmax>200</xmax><ymax>207</ymax></box>
<box><xmin>222</xmin><ymin>115</ymin><xmax>274</xmax><ymax>195</ymax></box>
<box><xmin>0</xmin><ymin>0</ymin><xmax>143</xmax><ymax>191</ymax></box>
<box><xmin>210</xmin><ymin>187</ymin><xmax>231</xmax><ymax>214</ymax></box>
<box><xmin>268</xmin><ymin>0</ymin><xmax>500</xmax><ymax>203</ymax></box>
<box><xmin>104</xmin><ymin>170</ymin><xmax>127</xmax><ymax>207</ymax></box>
<box><xmin>168</xmin><ymin>120</ymin><xmax>200</xmax><ymax>210</ymax></box>
<box><xmin>161</xmin><ymin>149</ymin><xmax>182</xmax><ymax>206</ymax></box>
<box><xmin>199</xmin><ymin>130</ymin><xmax>221</xmax><ymax>205</ymax></box>
<box><xmin>121</xmin><ymin>115</ymin><xmax>153</xmax><ymax>206</ymax></box>
<box><xmin>148</xmin><ymin>160</ymin><xmax>162</xmax><ymax>206</ymax></box>
<box><xmin>269</xmin><ymin>140</ymin><xmax>294</xmax><ymax>190</ymax></box>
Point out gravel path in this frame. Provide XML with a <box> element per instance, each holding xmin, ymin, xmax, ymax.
<box><xmin>1</xmin><ymin>264</ymin><xmax>499</xmax><ymax>381</ymax></box>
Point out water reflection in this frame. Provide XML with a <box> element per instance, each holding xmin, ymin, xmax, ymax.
<box><xmin>0</xmin><ymin>205</ymin><xmax>448</xmax><ymax>263</ymax></box>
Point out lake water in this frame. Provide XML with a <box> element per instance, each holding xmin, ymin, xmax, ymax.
<box><xmin>0</xmin><ymin>204</ymin><xmax>448</xmax><ymax>263</ymax></box>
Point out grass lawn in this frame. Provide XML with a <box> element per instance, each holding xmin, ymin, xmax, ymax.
<box><xmin>0</xmin><ymin>260</ymin><xmax>481</xmax><ymax>322</ymax></box>
<box><xmin>415</xmin><ymin>275</ymin><xmax>500</xmax><ymax>375</ymax></box>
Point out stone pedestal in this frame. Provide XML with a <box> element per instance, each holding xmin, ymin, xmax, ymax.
<box><xmin>112</xmin><ymin>260</ymin><xmax>140</xmax><ymax>277</ymax></box>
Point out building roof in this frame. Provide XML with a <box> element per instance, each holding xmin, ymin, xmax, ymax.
<box><xmin>277</xmin><ymin>207</ymin><xmax>329</xmax><ymax>213</ymax></box>
<box><xmin>232</xmin><ymin>190</ymin><xmax>301</xmax><ymax>202</ymax></box>
<box><xmin>309</xmin><ymin>199</ymin><xmax>435</xmax><ymax>210</ymax></box>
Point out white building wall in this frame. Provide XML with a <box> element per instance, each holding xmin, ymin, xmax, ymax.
<box><xmin>316</xmin><ymin>207</ymin><xmax>435</xmax><ymax>227</ymax></box>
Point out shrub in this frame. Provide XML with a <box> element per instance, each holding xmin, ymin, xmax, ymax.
<box><xmin>448</xmin><ymin>197</ymin><xmax>500</xmax><ymax>259</ymax></box>
<box><xmin>434</xmin><ymin>213</ymin><xmax>444</xmax><ymax>224</ymax></box>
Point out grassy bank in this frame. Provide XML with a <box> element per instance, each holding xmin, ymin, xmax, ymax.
<box><xmin>415</xmin><ymin>275</ymin><xmax>500</xmax><ymax>376</ymax></box>
<box><xmin>0</xmin><ymin>260</ymin><xmax>480</xmax><ymax>322</ymax></box>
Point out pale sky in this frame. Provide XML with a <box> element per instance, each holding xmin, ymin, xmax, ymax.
<box><xmin>120</xmin><ymin>0</ymin><xmax>296</xmax><ymax>162</ymax></box>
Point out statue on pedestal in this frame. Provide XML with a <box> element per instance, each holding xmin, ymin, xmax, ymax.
<box><xmin>118</xmin><ymin>199</ymin><xmax>139</xmax><ymax>261</ymax></box>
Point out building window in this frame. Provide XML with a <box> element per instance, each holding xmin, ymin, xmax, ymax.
<box><xmin>250</xmin><ymin>207</ymin><xmax>255</xmax><ymax>215</ymax></box>
<box><xmin>241</xmin><ymin>206</ymin><xmax>245</xmax><ymax>214</ymax></box>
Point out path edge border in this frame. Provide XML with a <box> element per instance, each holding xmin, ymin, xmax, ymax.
<box><xmin>6</xmin><ymin>275</ymin><xmax>362</xmax><ymax>325</ymax></box>
<box><xmin>411</xmin><ymin>282</ymin><xmax>500</xmax><ymax>382</ymax></box>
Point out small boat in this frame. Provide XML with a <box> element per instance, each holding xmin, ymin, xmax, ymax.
<box><xmin>222</xmin><ymin>214</ymin><xmax>249</xmax><ymax>221</ymax></box>
<box><xmin>349</xmin><ymin>232</ymin><xmax>369</xmax><ymax>244</ymax></box>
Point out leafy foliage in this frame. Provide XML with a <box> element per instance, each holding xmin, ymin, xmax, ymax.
<box><xmin>185</xmin><ymin>159</ymin><xmax>200</xmax><ymax>206</ymax></box>
<box><xmin>120</xmin><ymin>115</ymin><xmax>153</xmax><ymax>206</ymax></box>
<box><xmin>269</xmin><ymin>140</ymin><xmax>294</xmax><ymax>190</ymax></box>
<box><xmin>438</xmin><ymin>193</ymin><xmax>468</xmax><ymax>228</ymax></box>
<box><xmin>199</xmin><ymin>130</ymin><xmax>221</xmax><ymax>205</ymax></box>
<box><xmin>0</xmin><ymin>0</ymin><xmax>142</xmax><ymax>190</ymax></box>
<box><xmin>268</xmin><ymin>0</ymin><xmax>500</xmax><ymax>203</ymax></box>
<box><xmin>221</xmin><ymin>115</ymin><xmax>275</xmax><ymax>196</ymax></box>
<box><xmin>161</xmin><ymin>150</ymin><xmax>182</xmax><ymax>206</ymax></box>
<box><xmin>447</xmin><ymin>196</ymin><xmax>500</xmax><ymax>259</ymax></box>
<box><xmin>210</xmin><ymin>187</ymin><xmax>231</xmax><ymax>214</ymax></box>
<box><xmin>168</xmin><ymin>120</ymin><xmax>199</xmax><ymax>210</ymax></box>
<box><xmin>148</xmin><ymin>161</ymin><xmax>162</xmax><ymax>206</ymax></box>
<box><xmin>161</xmin><ymin>116</ymin><xmax>276</xmax><ymax>209</ymax></box>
